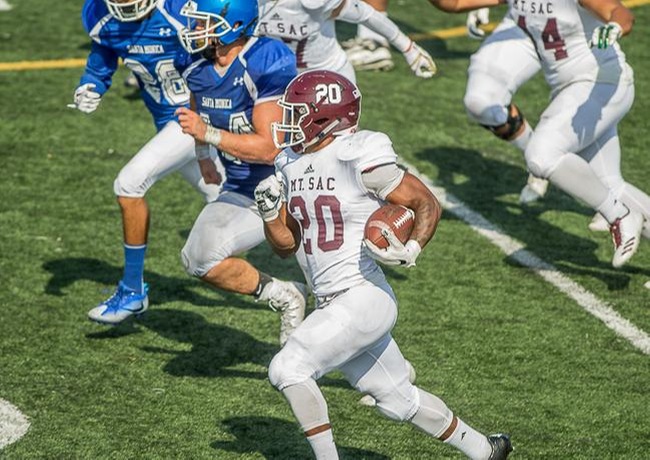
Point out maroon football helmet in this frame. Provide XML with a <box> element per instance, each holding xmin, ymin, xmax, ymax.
<box><xmin>272</xmin><ymin>70</ymin><xmax>362</xmax><ymax>153</ymax></box>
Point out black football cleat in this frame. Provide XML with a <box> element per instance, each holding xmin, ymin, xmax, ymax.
<box><xmin>487</xmin><ymin>434</ymin><xmax>513</xmax><ymax>459</ymax></box>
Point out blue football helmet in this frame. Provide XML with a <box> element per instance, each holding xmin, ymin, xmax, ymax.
<box><xmin>179</xmin><ymin>0</ymin><xmax>259</xmax><ymax>53</ymax></box>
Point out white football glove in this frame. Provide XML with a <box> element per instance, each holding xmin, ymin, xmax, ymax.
<box><xmin>364</xmin><ymin>229</ymin><xmax>422</xmax><ymax>268</ymax></box>
<box><xmin>590</xmin><ymin>22</ymin><xmax>622</xmax><ymax>49</ymax></box>
<box><xmin>403</xmin><ymin>41</ymin><xmax>437</xmax><ymax>79</ymax></box>
<box><xmin>67</xmin><ymin>83</ymin><xmax>102</xmax><ymax>113</ymax></box>
<box><xmin>254</xmin><ymin>174</ymin><xmax>284</xmax><ymax>222</ymax></box>
<box><xmin>466</xmin><ymin>8</ymin><xmax>490</xmax><ymax>40</ymax></box>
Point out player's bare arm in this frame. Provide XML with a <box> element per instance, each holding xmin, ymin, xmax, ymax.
<box><xmin>580</xmin><ymin>0</ymin><xmax>634</xmax><ymax>35</ymax></box>
<box><xmin>385</xmin><ymin>172</ymin><xmax>442</xmax><ymax>249</ymax></box>
<box><xmin>428</xmin><ymin>0</ymin><xmax>502</xmax><ymax>13</ymax></box>
<box><xmin>264</xmin><ymin>205</ymin><xmax>302</xmax><ymax>258</ymax></box>
<box><xmin>177</xmin><ymin>100</ymin><xmax>281</xmax><ymax>165</ymax></box>
<box><xmin>183</xmin><ymin>94</ymin><xmax>222</xmax><ymax>185</ymax></box>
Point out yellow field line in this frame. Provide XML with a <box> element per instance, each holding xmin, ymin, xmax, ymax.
<box><xmin>1</xmin><ymin>0</ymin><xmax>648</xmax><ymax>72</ymax></box>
<box><xmin>0</xmin><ymin>58</ymin><xmax>86</xmax><ymax>71</ymax></box>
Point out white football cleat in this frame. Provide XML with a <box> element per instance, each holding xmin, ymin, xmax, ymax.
<box><xmin>588</xmin><ymin>213</ymin><xmax>609</xmax><ymax>232</ymax></box>
<box><xmin>260</xmin><ymin>279</ymin><xmax>308</xmax><ymax>346</ymax></box>
<box><xmin>359</xmin><ymin>360</ymin><xmax>416</xmax><ymax>407</ymax></box>
<box><xmin>519</xmin><ymin>174</ymin><xmax>549</xmax><ymax>204</ymax></box>
<box><xmin>342</xmin><ymin>38</ymin><xmax>394</xmax><ymax>72</ymax></box>
<box><xmin>610</xmin><ymin>209</ymin><xmax>643</xmax><ymax>268</ymax></box>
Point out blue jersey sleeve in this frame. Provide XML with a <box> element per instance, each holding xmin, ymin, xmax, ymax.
<box><xmin>250</xmin><ymin>40</ymin><xmax>297</xmax><ymax>103</ymax></box>
<box><xmin>79</xmin><ymin>41</ymin><xmax>119</xmax><ymax>95</ymax></box>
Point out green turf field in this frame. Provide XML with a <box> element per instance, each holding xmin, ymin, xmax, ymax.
<box><xmin>1</xmin><ymin>1</ymin><xmax>649</xmax><ymax>458</ymax></box>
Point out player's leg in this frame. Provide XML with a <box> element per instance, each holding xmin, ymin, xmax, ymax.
<box><xmin>177</xmin><ymin>145</ymin><xmax>225</xmax><ymax>204</ymax></box>
<box><xmin>343</xmin><ymin>0</ymin><xmax>394</xmax><ymax>72</ymax></box>
<box><xmin>524</xmin><ymin>81</ymin><xmax>643</xmax><ymax>267</ymax></box>
<box><xmin>463</xmin><ymin>17</ymin><xmax>546</xmax><ymax>204</ymax></box>
<box><xmin>89</xmin><ymin>121</ymin><xmax>217</xmax><ymax>324</ymax></box>
<box><xmin>268</xmin><ymin>281</ymin><xmax>399</xmax><ymax>458</ymax></box>
<box><xmin>584</xmin><ymin>125</ymin><xmax>650</xmax><ymax>238</ymax></box>
<box><xmin>181</xmin><ymin>191</ymin><xmax>307</xmax><ymax>345</ymax></box>
<box><xmin>340</xmin><ymin>336</ymin><xmax>512</xmax><ymax>459</ymax></box>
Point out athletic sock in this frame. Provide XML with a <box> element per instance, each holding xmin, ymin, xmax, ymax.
<box><xmin>282</xmin><ymin>379</ymin><xmax>338</xmax><ymax>459</ymax></box>
<box><xmin>444</xmin><ymin>417</ymin><xmax>491</xmax><ymax>460</ymax></box>
<box><xmin>122</xmin><ymin>243</ymin><xmax>146</xmax><ymax>293</ymax></box>
<box><xmin>306</xmin><ymin>429</ymin><xmax>338</xmax><ymax>460</ymax></box>
<box><xmin>253</xmin><ymin>271</ymin><xmax>273</xmax><ymax>298</ymax></box>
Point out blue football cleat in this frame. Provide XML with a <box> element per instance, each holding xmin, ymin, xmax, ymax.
<box><xmin>88</xmin><ymin>282</ymin><xmax>149</xmax><ymax>325</ymax></box>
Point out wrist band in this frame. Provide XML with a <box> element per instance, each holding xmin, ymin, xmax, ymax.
<box><xmin>205</xmin><ymin>125</ymin><xmax>222</xmax><ymax>147</ymax></box>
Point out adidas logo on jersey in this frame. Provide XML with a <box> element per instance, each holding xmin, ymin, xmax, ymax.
<box><xmin>304</xmin><ymin>164</ymin><xmax>314</xmax><ymax>174</ymax></box>
<box><xmin>271</xmin><ymin>13</ymin><xmax>282</xmax><ymax>20</ymax></box>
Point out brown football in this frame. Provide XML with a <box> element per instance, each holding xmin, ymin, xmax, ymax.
<box><xmin>364</xmin><ymin>204</ymin><xmax>415</xmax><ymax>249</ymax></box>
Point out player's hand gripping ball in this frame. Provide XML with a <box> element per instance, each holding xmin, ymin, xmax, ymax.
<box><xmin>364</xmin><ymin>204</ymin><xmax>415</xmax><ymax>249</ymax></box>
<box><xmin>364</xmin><ymin>204</ymin><xmax>421</xmax><ymax>268</ymax></box>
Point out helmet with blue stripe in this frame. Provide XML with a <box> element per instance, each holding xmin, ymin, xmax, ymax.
<box><xmin>179</xmin><ymin>0</ymin><xmax>259</xmax><ymax>53</ymax></box>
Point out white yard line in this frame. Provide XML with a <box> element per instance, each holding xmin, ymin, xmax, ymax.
<box><xmin>0</xmin><ymin>399</ymin><xmax>29</xmax><ymax>449</ymax></box>
<box><xmin>405</xmin><ymin>162</ymin><xmax>650</xmax><ymax>355</ymax></box>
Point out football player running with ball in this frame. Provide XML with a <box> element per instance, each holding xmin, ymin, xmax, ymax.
<box><xmin>255</xmin><ymin>70</ymin><xmax>513</xmax><ymax>460</ymax></box>
<box><xmin>71</xmin><ymin>0</ymin><xmax>224</xmax><ymax>325</ymax></box>
<box><xmin>431</xmin><ymin>0</ymin><xmax>650</xmax><ymax>268</ymax></box>
<box><xmin>175</xmin><ymin>0</ymin><xmax>308</xmax><ymax>345</ymax></box>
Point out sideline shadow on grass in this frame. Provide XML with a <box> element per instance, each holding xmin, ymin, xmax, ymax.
<box><xmin>87</xmin><ymin>308</ymin><xmax>353</xmax><ymax>391</ymax></box>
<box><xmin>415</xmin><ymin>146</ymin><xmax>650</xmax><ymax>289</ymax></box>
<box><xmin>212</xmin><ymin>416</ymin><xmax>390</xmax><ymax>460</ymax></box>
<box><xmin>136</xmin><ymin>308</ymin><xmax>276</xmax><ymax>379</ymax></box>
<box><xmin>42</xmin><ymin>257</ymin><xmax>266</xmax><ymax>310</ymax></box>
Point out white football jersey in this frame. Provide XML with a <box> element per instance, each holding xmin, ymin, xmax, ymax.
<box><xmin>275</xmin><ymin>130</ymin><xmax>398</xmax><ymax>297</ymax></box>
<box><xmin>506</xmin><ymin>0</ymin><xmax>632</xmax><ymax>92</ymax></box>
<box><xmin>257</xmin><ymin>0</ymin><xmax>349</xmax><ymax>76</ymax></box>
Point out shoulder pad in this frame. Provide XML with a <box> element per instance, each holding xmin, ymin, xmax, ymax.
<box><xmin>299</xmin><ymin>0</ymin><xmax>343</xmax><ymax>11</ymax></box>
<box><xmin>162</xmin><ymin>0</ymin><xmax>188</xmax><ymax>26</ymax></box>
<box><xmin>336</xmin><ymin>130</ymin><xmax>393</xmax><ymax>162</ymax></box>
<box><xmin>82</xmin><ymin>0</ymin><xmax>110</xmax><ymax>34</ymax></box>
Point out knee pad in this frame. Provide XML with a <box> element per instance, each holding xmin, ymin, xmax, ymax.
<box><xmin>180</xmin><ymin>238</ymin><xmax>225</xmax><ymax>278</ymax></box>
<box><xmin>463</xmin><ymin>92</ymin><xmax>510</xmax><ymax>127</ymax></box>
<box><xmin>268</xmin><ymin>349</ymin><xmax>314</xmax><ymax>391</ymax></box>
<box><xmin>525</xmin><ymin>137</ymin><xmax>565</xmax><ymax>179</ymax></box>
<box><xmin>113</xmin><ymin>168</ymin><xmax>151</xmax><ymax>198</ymax></box>
<box><xmin>374</xmin><ymin>382</ymin><xmax>420</xmax><ymax>422</ymax></box>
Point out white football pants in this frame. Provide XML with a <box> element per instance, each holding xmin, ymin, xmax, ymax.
<box><xmin>269</xmin><ymin>280</ymin><xmax>420</xmax><ymax>422</ymax></box>
<box><xmin>464</xmin><ymin>15</ymin><xmax>541</xmax><ymax>127</ymax></box>
<box><xmin>113</xmin><ymin>121</ymin><xmax>223</xmax><ymax>202</ymax></box>
<box><xmin>181</xmin><ymin>191</ymin><xmax>266</xmax><ymax>277</ymax></box>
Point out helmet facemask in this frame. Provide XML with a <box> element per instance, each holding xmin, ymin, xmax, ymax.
<box><xmin>273</xmin><ymin>99</ymin><xmax>309</xmax><ymax>151</ymax></box>
<box><xmin>104</xmin><ymin>0</ymin><xmax>156</xmax><ymax>22</ymax></box>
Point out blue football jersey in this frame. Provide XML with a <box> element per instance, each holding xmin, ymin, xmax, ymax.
<box><xmin>80</xmin><ymin>0</ymin><xmax>192</xmax><ymax>131</ymax></box>
<box><xmin>184</xmin><ymin>37</ymin><xmax>297</xmax><ymax>199</ymax></box>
